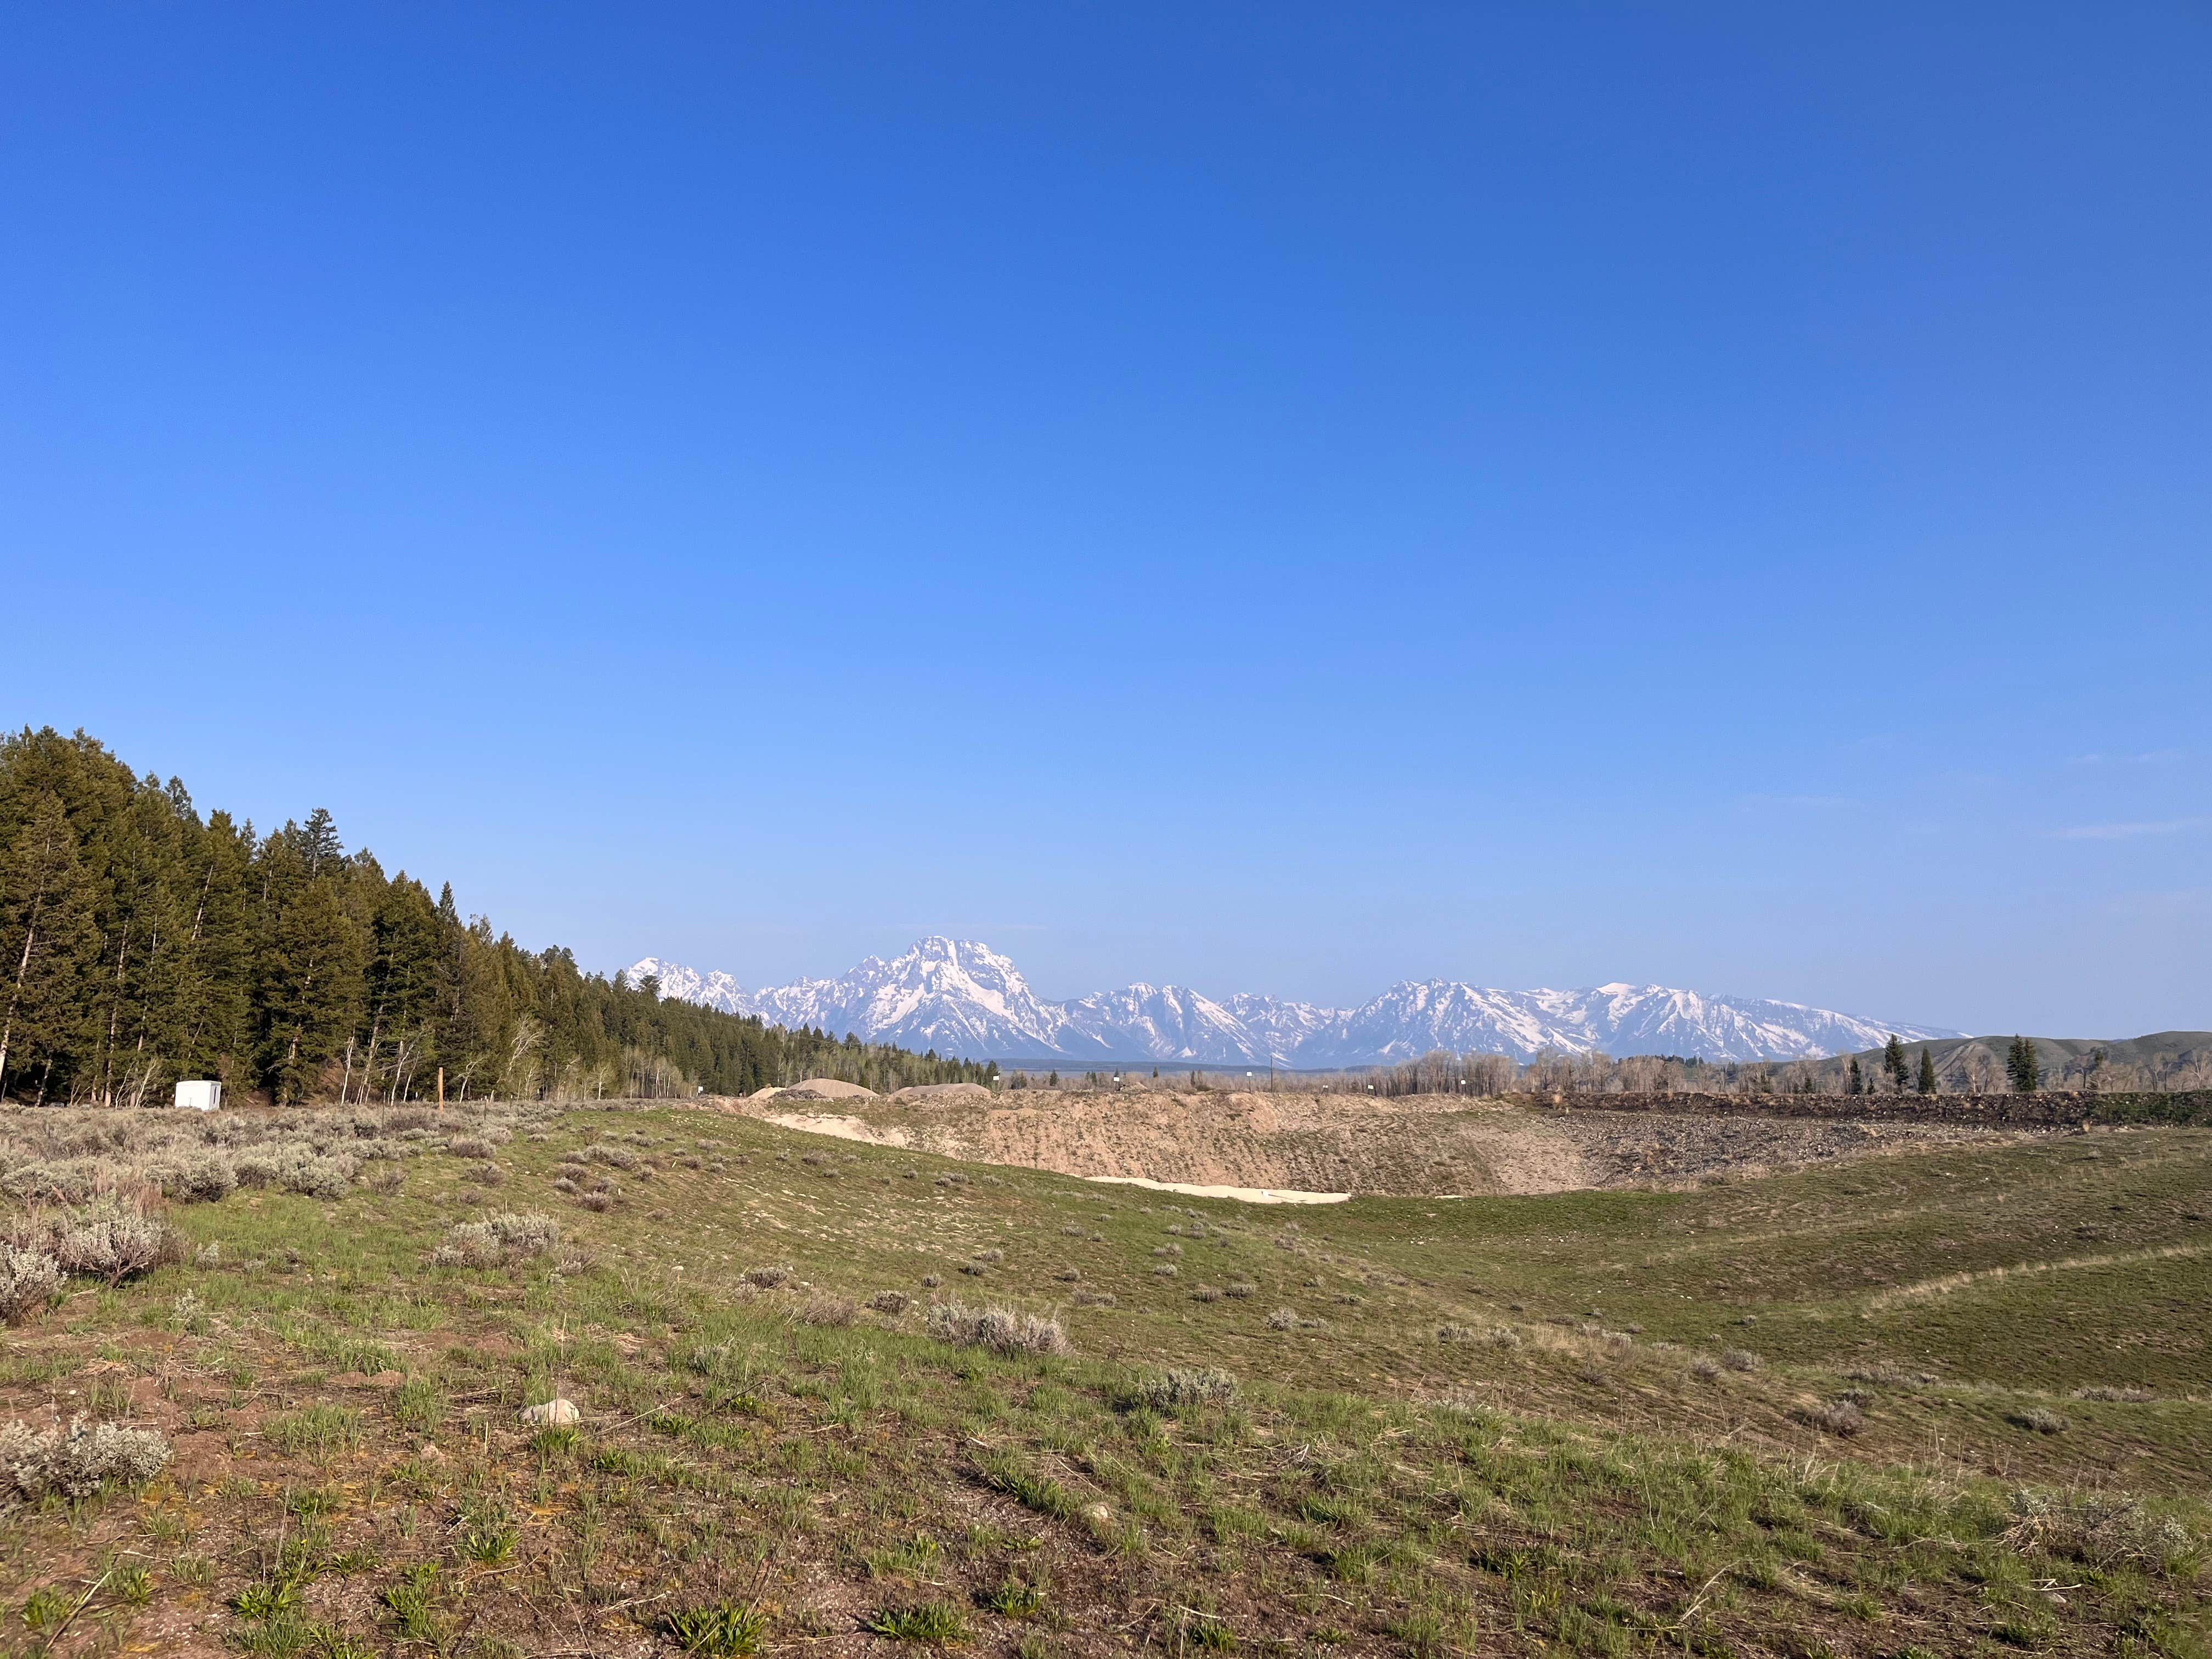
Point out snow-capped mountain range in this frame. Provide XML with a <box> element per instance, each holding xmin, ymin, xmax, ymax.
<box><xmin>626</xmin><ymin>938</ymin><xmax>1963</xmax><ymax>1066</ymax></box>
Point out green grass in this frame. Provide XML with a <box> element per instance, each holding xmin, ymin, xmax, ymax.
<box><xmin>0</xmin><ymin>1101</ymin><xmax>2205</xmax><ymax>1658</ymax></box>
<box><xmin>979</xmin><ymin>1576</ymin><xmax>1047</xmax><ymax>1618</ymax></box>
<box><xmin>263</xmin><ymin>1403</ymin><xmax>363</xmax><ymax>1459</ymax></box>
<box><xmin>663</xmin><ymin>1599</ymin><xmax>769</xmax><ymax>1655</ymax></box>
<box><xmin>865</xmin><ymin>1598</ymin><xmax>971</xmax><ymax>1643</ymax></box>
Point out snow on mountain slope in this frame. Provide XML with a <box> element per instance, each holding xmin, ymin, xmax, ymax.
<box><xmin>624</xmin><ymin>958</ymin><xmax>746</xmax><ymax>1013</ymax></box>
<box><xmin>1057</xmin><ymin>983</ymin><xmax>1273</xmax><ymax>1063</ymax></box>
<box><xmin>625</xmin><ymin>940</ymin><xmax>1963</xmax><ymax>1065</ymax></box>
<box><xmin>1286</xmin><ymin>980</ymin><xmax>1949</xmax><ymax>1066</ymax></box>
<box><xmin>737</xmin><ymin>938</ymin><xmax>1071</xmax><ymax>1056</ymax></box>
<box><xmin>1297</xmin><ymin>980</ymin><xmax>1572</xmax><ymax>1067</ymax></box>
<box><xmin>1221</xmin><ymin>992</ymin><xmax>1347</xmax><ymax>1059</ymax></box>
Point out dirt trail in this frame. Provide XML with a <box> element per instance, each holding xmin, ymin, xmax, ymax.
<box><xmin>723</xmin><ymin>1089</ymin><xmax>2032</xmax><ymax>1196</ymax></box>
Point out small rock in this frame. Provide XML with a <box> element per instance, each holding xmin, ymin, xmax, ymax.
<box><xmin>520</xmin><ymin>1398</ymin><xmax>581</xmax><ymax>1426</ymax></box>
<box><xmin>1081</xmin><ymin>1502</ymin><xmax>1112</xmax><ymax>1526</ymax></box>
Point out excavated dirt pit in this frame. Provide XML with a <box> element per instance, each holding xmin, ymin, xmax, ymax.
<box><xmin>725</xmin><ymin>1089</ymin><xmax>2041</xmax><ymax>1196</ymax></box>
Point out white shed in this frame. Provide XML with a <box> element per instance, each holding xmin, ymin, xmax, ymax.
<box><xmin>174</xmin><ymin>1080</ymin><xmax>223</xmax><ymax>1111</ymax></box>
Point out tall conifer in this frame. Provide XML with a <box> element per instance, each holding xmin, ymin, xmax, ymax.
<box><xmin>253</xmin><ymin>837</ymin><xmax>365</xmax><ymax>1102</ymax></box>
<box><xmin>0</xmin><ymin>726</ymin><xmax>1056</xmax><ymax>1106</ymax></box>
<box><xmin>0</xmin><ymin>792</ymin><xmax>101</xmax><ymax>1101</ymax></box>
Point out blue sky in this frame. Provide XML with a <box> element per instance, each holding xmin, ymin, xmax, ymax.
<box><xmin>5</xmin><ymin>3</ymin><xmax>2207</xmax><ymax>1035</ymax></box>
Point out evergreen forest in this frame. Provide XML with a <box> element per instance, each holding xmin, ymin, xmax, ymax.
<box><xmin>0</xmin><ymin>727</ymin><xmax>996</xmax><ymax>1106</ymax></box>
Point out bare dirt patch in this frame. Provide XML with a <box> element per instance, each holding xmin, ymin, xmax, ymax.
<box><xmin>1544</xmin><ymin>1105</ymin><xmax>2039</xmax><ymax>1189</ymax></box>
<box><xmin>727</xmin><ymin>1089</ymin><xmax>2035</xmax><ymax>1197</ymax></box>
<box><xmin>763</xmin><ymin>1111</ymin><xmax>910</xmax><ymax>1147</ymax></box>
<box><xmin>1080</xmin><ymin>1174</ymin><xmax>1348</xmax><ymax>1204</ymax></box>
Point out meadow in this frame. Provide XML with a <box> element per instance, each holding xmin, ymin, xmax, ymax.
<box><xmin>0</xmin><ymin>1099</ymin><xmax>2205</xmax><ymax>1658</ymax></box>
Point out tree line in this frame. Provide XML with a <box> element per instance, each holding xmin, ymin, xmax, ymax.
<box><xmin>0</xmin><ymin>728</ymin><xmax>995</xmax><ymax>1106</ymax></box>
<box><xmin>1001</xmin><ymin>1037</ymin><xmax>2073</xmax><ymax>1099</ymax></box>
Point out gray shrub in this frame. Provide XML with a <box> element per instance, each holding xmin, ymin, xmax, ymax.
<box><xmin>150</xmin><ymin>1150</ymin><xmax>238</xmax><ymax>1201</ymax></box>
<box><xmin>433</xmin><ymin>1211</ymin><xmax>562</xmax><ymax>1268</ymax></box>
<box><xmin>1130</xmin><ymin>1367</ymin><xmax>1238</xmax><ymax>1410</ymax></box>
<box><xmin>0</xmin><ymin>1245</ymin><xmax>64</xmax><ymax>1324</ymax></box>
<box><xmin>800</xmin><ymin>1293</ymin><xmax>857</xmax><ymax>1327</ymax></box>
<box><xmin>235</xmin><ymin>1143</ymin><xmax>356</xmax><ymax>1198</ymax></box>
<box><xmin>2006</xmin><ymin>1488</ymin><xmax>2198</xmax><ymax>1573</ymax></box>
<box><xmin>0</xmin><ymin>1160</ymin><xmax>108</xmax><ymax>1204</ymax></box>
<box><xmin>1804</xmin><ymin>1400</ymin><xmax>1865</xmax><ymax>1437</ymax></box>
<box><xmin>16</xmin><ymin>1198</ymin><xmax>179</xmax><ymax>1285</ymax></box>
<box><xmin>0</xmin><ymin>1416</ymin><xmax>172</xmax><ymax>1500</ymax></box>
<box><xmin>926</xmin><ymin>1300</ymin><xmax>1071</xmax><ymax>1356</ymax></box>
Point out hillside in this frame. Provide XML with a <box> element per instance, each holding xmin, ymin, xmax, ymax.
<box><xmin>1832</xmin><ymin>1032</ymin><xmax>2212</xmax><ymax>1095</ymax></box>
<box><xmin>1</xmin><ymin>1097</ymin><xmax>2204</xmax><ymax>1657</ymax></box>
<box><xmin>739</xmin><ymin>1085</ymin><xmax>2054</xmax><ymax>1197</ymax></box>
<box><xmin>0</xmin><ymin>729</ymin><xmax>991</xmax><ymax>1108</ymax></box>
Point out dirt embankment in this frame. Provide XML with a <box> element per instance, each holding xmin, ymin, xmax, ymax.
<box><xmin>720</xmin><ymin>1090</ymin><xmax>2036</xmax><ymax>1196</ymax></box>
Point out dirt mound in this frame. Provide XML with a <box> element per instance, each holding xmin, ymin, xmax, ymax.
<box><xmin>889</xmin><ymin>1082</ymin><xmax>996</xmax><ymax>1104</ymax></box>
<box><xmin>768</xmin><ymin>1077</ymin><xmax>879</xmax><ymax>1102</ymax></box>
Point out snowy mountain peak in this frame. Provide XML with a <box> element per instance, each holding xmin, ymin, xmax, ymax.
<box><xmin>624</xmin><ymin>940</ymin><xmax>1964</xmax><ymax>1067</ymax></box>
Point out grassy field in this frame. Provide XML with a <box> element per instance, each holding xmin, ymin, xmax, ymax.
<box><xmin>0</xmin><ymin>1101</ymin><xmax>2205</xmax><ymax>1658</ymax></box>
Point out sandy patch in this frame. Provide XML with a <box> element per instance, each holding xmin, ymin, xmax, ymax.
<box><xmin>765</xmin><ymin>1112</ymin><xmax>911</xmax><ymax>1147</ymax></box>
<box><xmin>1081</xmin><ymin>1174</ymin><xmax>1349</xmax><ymax>1205</ymax></box>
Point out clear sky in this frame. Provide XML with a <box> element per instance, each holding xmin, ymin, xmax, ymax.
<box><xmin>5</xmin><ymin>4</ymin><xmax>2207</xmax><ymax>1036</ymax></box>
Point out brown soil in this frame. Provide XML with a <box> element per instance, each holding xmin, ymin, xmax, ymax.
<box><xmin>753</xmin><ymin>1076</ymin><xmax>881</xmax><ymax>1102</ymax></box>
<box><xmin>725</xmin><ymin>1089</ymin><xmax>2041</xmax><ymax>1195</ymax></box>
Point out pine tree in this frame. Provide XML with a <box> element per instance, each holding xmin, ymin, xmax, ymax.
<box><xmin>253</xmin><ymin>837</ymin><xmax>365</xmax><ymax>1103</ymax></box>
<box><xmin>0</xmin><ymin>726</ymin><xmax>997</xmax><ymax>1107</ymax></box>
<box><xmin>1846</xmin><ymin>1056</ymin><xmax>1864</xmax><ymax>1095</ymax></box>
<box><xmin>176</xmin><ymin>810</ymin><xmax>257</xmax><ymax>1087</ymax></box>
<box><xmin>1883</xmin><ymin>1034</ymin><xmax>1908</xmax><ymax>1092</ymax></box>
<box><xmin>87</xmin><ymin>780</ymin><xmax>197</xmax><ymax>1106</ymax></box>
<box><xmin>0</xmin><ymin>792</ymin><xmax>102</xmax><ymax>1101</ymax></box>
<box><xmin>360</xmin><ymin>876</ymin><xmax>447</xmax><ymax>1103</ymax></box>
<box><xmin>1917</xmin><ymin>1047</ymin><xmax>1938</xmax><ymax>1095</ymax></box>
<box><xmin>296</xmin><ymin>808</ymin><xmax>343</xmax><ymax>878</ymax></box>
<box><xmin>2005</xmin><ymin>1035</ymin><xmax>2040</xmax><ymax>1094</ymax></box>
